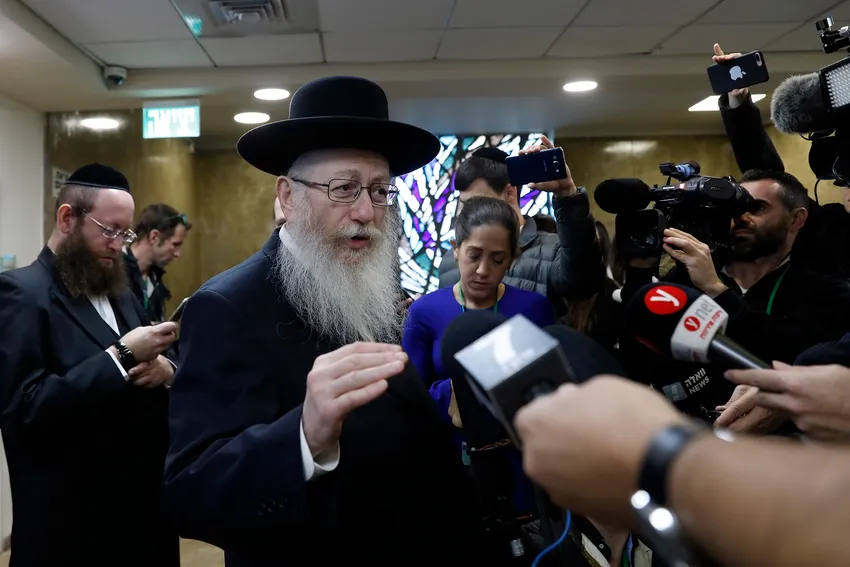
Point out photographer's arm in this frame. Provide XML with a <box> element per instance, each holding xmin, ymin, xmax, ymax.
<box><xmin>714</xmin><ymin>44</ymin><xmax>785</xmax><ymax>173</ymax></box>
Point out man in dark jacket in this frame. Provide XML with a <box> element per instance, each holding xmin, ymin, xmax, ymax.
<box><xmin>715</xmin><ymin>43</ymin><xmax>850</xmax><ymax>281</ymax></box>
<box><xmin>0</xmin><ymin>164</ymin><xmax>179</xmax><ymax>566</ymax></box>
<box><xmin>124</xmin><ymin>203</ymin><xmax>191</xmax><ymax>323</ymax></box>
<box><xmin>438</xmin><ymin>140</ymin><xmax>604</xmax><ymax>310</ymax></box>
<box><xmin>164</xmin><ymin>77</ymin><xmax>494</xmax><ymax>567</ymax></box>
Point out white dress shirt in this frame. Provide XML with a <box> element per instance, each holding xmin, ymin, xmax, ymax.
<box><xmin>279</xmin><ymin>227</ymin><xmax>341</xmax><ymax>480</ymax></box>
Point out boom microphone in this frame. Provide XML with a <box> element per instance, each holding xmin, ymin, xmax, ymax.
<box><xmin>593</xmin><ymin>178</ymin><xmax>652</xmax><ymax>214</ymax></box>
<box><xmin>770</xmin><ymin>73</ymin><xmax>833</xmax><ymax>134</ymax></box>
<box><xmin>624</xmin><ymin>282</ymin><xmax>768</xmax><ymax>370</ymax></box>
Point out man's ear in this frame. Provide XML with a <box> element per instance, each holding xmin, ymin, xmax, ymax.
<box><xmin>451</xmin><ymin>238</ymin><xmax>459</xmax><ymax>261</ymax></box>
<box><xmin>149</xmin><ymin>229</ymin><xmax>162</xmax><ymax>246</ymax></box>
<box><xmin>277</xmin><ymin>176</ymin><xmax>295</xmax><ymax>214</ymax></box>
<box><xmin>503</xmin><ymin>184</ymin><xmax>519</xmax><ymax>206</ymax></box>
<box><xmin>791</xmin><ymin>207</ymin><xmax>809</xmax><ymax>232</ymax></box>
<box><xmin>55</xmin><ymin>204</ymin><xmax>76</xmax><ymax>235</ymax></box>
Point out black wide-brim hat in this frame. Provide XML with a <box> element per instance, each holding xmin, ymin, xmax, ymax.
<box><xmin>237</xmin><ymin>76</ymin><xmax>441</xmax><ymax>177</ymax></box>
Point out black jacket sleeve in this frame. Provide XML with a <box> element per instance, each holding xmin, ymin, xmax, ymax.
<box><xmin>718</xmin><ymin>93</ymin><xmax>785</xmax><ymax>173</ymax></box>
<box><xmin>163</xmin><ymin>289</ymin><xmax>337</xmax><ymax>550</ymax></box>
<box><xmin>548</xmin><ymin>188</ymin><xmax>606</xmax><ymax>300</ymax></box>
<box><xmin>0</xmin><ymin>274</ymin><xmax>129</xmax><ymax>445</ymax></box>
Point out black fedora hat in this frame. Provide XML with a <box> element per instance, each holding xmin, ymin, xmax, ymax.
<box><xmin>237</xmin><ymin>76</ymin><xmax>441</xmax><ymax>177</ymax></box>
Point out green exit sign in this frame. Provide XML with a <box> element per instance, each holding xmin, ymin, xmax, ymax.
<box><xmin>142</xmin><ymin>99</ymin><xmax>201</xmax><ymax>139</ymax></box>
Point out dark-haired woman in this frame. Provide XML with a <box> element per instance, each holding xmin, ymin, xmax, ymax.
<box><xmin>403</xmin><ymin>197</ymin><xmax>555</xmax><ymax>387</ymax></box>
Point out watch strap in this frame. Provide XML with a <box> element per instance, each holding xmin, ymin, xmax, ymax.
<box><xmin>111</xmin><ymin>340</ymin><xmax>137</xmax><ymax>371</ymax></box>
<box><xmin>638</xmin><ymin>423</ymin><xmax>705</xmax><ymax>507</ymax></box>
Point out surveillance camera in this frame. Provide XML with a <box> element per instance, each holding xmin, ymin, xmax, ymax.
<box><xmin>103</xmin><ymin>66</ymin><xmax>128</xmax><ymax>87</ymax></box>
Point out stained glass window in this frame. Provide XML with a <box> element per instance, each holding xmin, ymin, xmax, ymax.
<box><xmin>397</xmin><ymin>133</ymin><xmax>550</xmax><ymax>294</ymax></box>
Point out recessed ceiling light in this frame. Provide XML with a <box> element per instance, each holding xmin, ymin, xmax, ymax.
<box><xmin>254</xmin><ymin>88</ymin><xmax>290</xmax><ymax>101</ymax></box>
<box><xmin>563</xmin><ymin>80</ymin><xmax>598</xmax><ymax>93</ymax></box>
<box><xmin>80</xmin><ymin>117</ymin><xmax>120</xmax><ymax>131</ymax></box>
<box><xmin>234</xmin><ymin>112</ymin><xmax>270</xmax><ymax>125</ymax></box>
<box><xmin>688</xmin><ymin>94</ymin><xmax>766</xmax><ymax>112</ymax></box>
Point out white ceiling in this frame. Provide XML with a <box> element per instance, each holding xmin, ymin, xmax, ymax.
<box><xmin>1</xmin><ymin>0</ymin><xmax>849</xmax><ymax>141</ymax></box>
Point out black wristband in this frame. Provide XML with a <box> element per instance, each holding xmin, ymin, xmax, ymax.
<box><xmin>111</xmin><ymin>340</ymin><xmax>137</xmax><ymax>372</ymax></box>
<box><xmin>638</xmin><ymin>423</ymin><xmax>705</xmax><ymax>507</ymax></box>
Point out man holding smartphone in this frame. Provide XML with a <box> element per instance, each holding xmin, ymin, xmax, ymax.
<box><xmin>0</xmin><ymin>164</ymin><xmax>179</xmax><ymax>566</ymax></box>
<box><xmin>438</xmin><ymin>136</ymin><xmax>605</xmax><ymax>314</ymax></box>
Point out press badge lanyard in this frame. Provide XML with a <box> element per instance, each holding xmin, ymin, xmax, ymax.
<box><xmin>766</xmin><ymin>266</ymin><xmax>789</xmax><ymax>316</ymax></box>
<box><xmin>457</xmin><ymin>284</ymin><xmax>499</xmax><ymax>314</ymax></box>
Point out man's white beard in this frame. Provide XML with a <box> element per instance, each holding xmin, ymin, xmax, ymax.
<box><xmin>274</xmin><ymin>197</ymin><xmax>404</xmax><ymax>345</ymax></box>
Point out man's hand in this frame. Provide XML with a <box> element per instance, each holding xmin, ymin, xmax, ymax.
<box><xmin>715</xmin><ymin>384</ymin><xmax>787</xmax><ymax>434</ymax></box>
<box><xmin>662</xmin><ymin>228</ymin><xmax>728</xmax><ymax>297</ymax></box>
<box><xmin>128</xmin><ymin>355</ymin><xmax>174</xmax><ymax>389</ymax></box>
<box><xmin>119</xmin><ymin>322</ymin><xmax>178</xmax><ymax>362</ymax></box>
<box><xmin>726</xmin><ymin>363</ymin><xmax>850</xmax><ymax>441</ymax></box>
<box><xmin>713</xmin><ymin>43</ymin><xmax>749</xmax><ymax>104</ymax></box>
<box><xmin>518</xmin><ymin>135</ymin><xmax>577</xmax><ymax>197</ymax></box>
<box><xmin>302</xmin><ymin>342</ymin><xmax>407</xmax><ymax>457</ymax></box>
<box><xmin>515</xmin><ymin>376</ymin><xmax>687</xmax><ymax>526</ymax></box>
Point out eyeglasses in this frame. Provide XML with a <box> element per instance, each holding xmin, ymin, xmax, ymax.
<box><xmin>85</xmin><ymin>214</ymin><xmax>137</xmax><ymax>244</ymax></box>
<box><xmin>291</xmin><ymin>178</ymin><xmax>399</xmax><ymax>207</ymax></box>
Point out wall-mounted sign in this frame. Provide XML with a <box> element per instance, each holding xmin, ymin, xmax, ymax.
<box><xmin>142</xmin><ymin>99</ymin><xmax>201</xmax><ymax>139</ymax></box>
<box><xmin>52</xmin><ymin>167</ymin><xmax>70</xmax><ymax>198</ymax></box>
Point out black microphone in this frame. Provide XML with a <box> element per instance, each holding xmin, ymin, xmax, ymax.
<box><xmin>446</xmin><ymin>314</ymin><xmax>625</xmax><ymax>445</ymax></box>
<box><xmin>770</xmin><ymin>73</ymin><xmax>833</xmax><ymax>134</ymax></box>
<box><xmin>624</xmin><ymin>282</ymin><xmax>768</xmax><ymax>371</ymax></box>
<box><xmin>440</xmin><ymin>310</ymin><xmax>511</xmax><ymax>449</ymax></box>
<box><xmin>594</xmin><ymin>178</ymin><xmax>652</xmax><ymax>214</ymax></box>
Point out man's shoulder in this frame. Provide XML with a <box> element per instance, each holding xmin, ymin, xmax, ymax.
<box><xmin>0</xmin><ymin>261</ymin><xmax>51</xmax><ymax>292</ymax></box>
<box><xmin>198</xmin><ymin>248</ymin><xmax>273</xmax><ymax>305</ymax></box>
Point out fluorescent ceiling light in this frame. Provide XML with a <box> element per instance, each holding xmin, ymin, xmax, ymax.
<box><xmin>563</xmin><ymin>80</ymin><xmax>598</xmax><ymax>93</ymax></box>
<box><xmin>254</xmin><ymin>88</ymin><xmax>290</xmax><ymax>101</ymax></box>
<box><xmin>80</xmin><ymin>117</ymin><xmax>120</xmax><ymax>131</ymax></box>
<box><xmin>603</xmin><ymin>140</ymin><xmax>658</xmax><ymax>154</ymax></box>
<box><xmin>234</xmin><ymin>112</ymin><xmax>270</xmax><ymax>125</ymax></box>
<box><xmin>688</xmin><ymin>94</ymin><xmax>766</xmax><ymax>112</ymax></box>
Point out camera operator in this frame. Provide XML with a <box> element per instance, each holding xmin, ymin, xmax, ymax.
<box><xmin>514</xmin><ymin>375</ymin><xmax>850</xmax><ymax>567</ymax></box>
<box><xmin>620</xmin><ymin>169</ymin><xmax>850</xmax><ymax>428</ymax></box>
<box><xmin>714</xmin><ymin>43</ymin><xmax>850</xmax><ymax>282</ymax></box>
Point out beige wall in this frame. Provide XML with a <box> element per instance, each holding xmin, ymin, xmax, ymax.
<box><xmin>46</xmin><ymin>110</ymin><xmax>199</xmax><ymax>312</ymax></box>
<box><xmin>45</xmin><ymin>115</ymin><xmax>842</xmax><ymax>301</ymax></box>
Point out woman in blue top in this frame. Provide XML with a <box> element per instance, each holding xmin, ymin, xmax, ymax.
<box><xmin>403</xmin><ymin>196</ymin><xmax>555</xmax><ymax>390</ymax></box>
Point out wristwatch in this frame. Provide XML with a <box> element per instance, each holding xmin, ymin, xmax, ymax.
<box><xmin>111</xmin><ymin>340</ymin><xmax>137</xmax><ymax>372</ymax></box>
<box><xmin>638</xmin><ymin>422</ymin><xmax>707</xmax><ymax>507</ymax></box>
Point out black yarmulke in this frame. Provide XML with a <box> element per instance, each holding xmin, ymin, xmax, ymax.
<box><xmin>471</xmin><ymin>147</ymin><xmax>509</xmax><ymax>164</ymax></box>
<box><xmin>66</xmin><ymin>163</ymin><xmax>130</xmax><ymax>193</ymax></box>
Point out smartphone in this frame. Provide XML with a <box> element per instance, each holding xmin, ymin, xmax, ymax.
<box><xmin>707</xmin><ymin>50</ymin><xmax>769</xmax><ymax>95</ymax></box>
<box><xmin>168</xmin><ymin>297</ymin><xmax>189</xmax><ymax>323</ymax></box>
<box><xmin>505</xmin><ymin>147</ymin><xmax>568</xmax><ymax>187</ymax></box>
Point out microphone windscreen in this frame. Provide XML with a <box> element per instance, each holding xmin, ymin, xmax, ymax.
<box><xmin>440</xmin><ymin>310</ymin><xmax>509</xmax><ymax>447</ymax></box>
<box><xmin>685</xmin><ymin>160</ymin><xmax>701</xmax><ymax>175</ymax></box>
<box><xmin>544</xmin><ymin>325</ymin><xmax>625</xmax><ymax>382</ymax></box>
<box><xmin>594</xmin><ymin>178</ymin><xmax>652</xmax><ymax>214</ymax></box>
<box><xmin>623</xmin><ymin>282</ymin><xmax>703</xmax><ymax>355</ymax></box>
<box><xmin>770</xmin><ymin>73</ymin><xmax>831</xmax><ymax>134</ymax></box>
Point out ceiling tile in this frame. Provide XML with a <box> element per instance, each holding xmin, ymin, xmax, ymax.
<box><xmin>575</xmin><ymin>0</ymin><xmax>719</xmax><ymax>26</ymax></box>
<box><xmin>200</xmin><ymin>34</ymin><xmax>323</xmax><ymax>66</ymax></box>
<box><xmin>547</xmin><ymin>25</ymin><xmax>676</xmax><ymax>57</ymax></box>
<box><xmin>698</xmin><ymin>0</ymin><xmax>842</xmax><ymax>23</ymax></box>
<box><xmin>449</xmin><ymin>0</ymin><xmax>585</xmax><ymax>28</ymax></box>
<box><xmin>323</xmin><ymin>30</ymin><xmax>442</xmax><ymax>62</ymax></box>
<box><xmin>84</xmin><ymin>40</ymin><xmax>212</xmax><ymax>69</ymax></box>
<box><xmin>765</xmin><ymin>23</ymin><xmax>825</xmax><ymax>51</ymax></box>
<box><xmin>438</xmin><ymin>27</ymin><xmax>563</xmax><ymax>60</ymax></box>
<box><xmin>22</xmin><ymin>0</ymin><xmax>193</xmax><ymax>43</ymax></box>
<box><xmin>317</xmin><ymin>0</ymin><xmax>455</xmax><ymax>31</ymax></box>
<box><xmin>828</xmin><ymin>1</ymin><xmax>850</xmax><ymax>19</ymax></box>
<box><xmin>656</xmin><ymin>23</ymin><xmax>800</xmax><ymax>55</ymax></box>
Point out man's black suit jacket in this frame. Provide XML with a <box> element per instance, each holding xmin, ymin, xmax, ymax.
<box><xmin>0</xmin><ymin>247</ymin><xmax>178</xmax><ymax>567</ymax></box>
<box><xmin>164</xmin><ymin>231</ymin><xmax>488</xmax><ymax>567</ymax></box>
